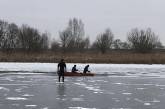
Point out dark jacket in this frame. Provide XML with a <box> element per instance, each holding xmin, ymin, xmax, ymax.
<box><xmin>72</xmin><ymin>66</ymin><xmax>78</xmax><ymax>73</ymax></box>
<box><xmin>58</xmin><ymin>62</ymin><xmax>66</xmax><ymax>73</ymax></box>
<box><xmin>83</xmin><ymin>65</ymin><xmax>89</xmax><ymax>73</ymax></box>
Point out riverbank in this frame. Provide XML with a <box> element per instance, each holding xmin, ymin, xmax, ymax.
<box><xmin>0</xmin><ymin>51</ymin><xmax>165</xmax><ymax>64</ymax></box>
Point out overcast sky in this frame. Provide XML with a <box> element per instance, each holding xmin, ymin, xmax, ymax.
<box><xmin>0</xmin><ymin>0</ymin><xmax>165</xmax><ymax>43</ymax></box>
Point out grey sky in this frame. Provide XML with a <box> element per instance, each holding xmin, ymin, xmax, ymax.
<box><xmin>0</xmin><ymin>0</ymin><xmax>165</xmax><ymax>43</ymax></box>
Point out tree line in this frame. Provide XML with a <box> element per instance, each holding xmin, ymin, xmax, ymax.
<box><xmin>0</xmin><ymin>20</ymin><xmax>49</xmax><ymax>52</ymax></box>
<box><xmin>0</xmin><ymin>18</ymin><xmax>164</xmax><ymax>53</ymax></box>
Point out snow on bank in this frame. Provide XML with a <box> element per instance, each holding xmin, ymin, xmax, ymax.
<box><xmin>0</xmin><ymin>62</ymin><xmax>164</xmax><ymax>77</ymax></box>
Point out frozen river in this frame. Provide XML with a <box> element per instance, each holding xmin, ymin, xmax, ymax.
<box><xmin>0</xmin><ymin>63</ymin><xmax>165</xmax><ymax>109</ymax></box>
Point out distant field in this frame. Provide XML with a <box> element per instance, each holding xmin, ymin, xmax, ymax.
<box><xmin>0</xmin><ymin>51</ymin><xmax>165</xmax><ymax>64</ymax></box>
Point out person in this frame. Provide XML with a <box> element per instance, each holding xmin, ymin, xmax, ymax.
<box><xmin>83</xmin><ymin>65</ymin><xmax>90</xmax><ymax>74</ymax></box>
<box><xmin>72</xmin><ymin>65</ymin><xmax>78</xmax><ymax>73</ymax></box>
<box><xmin>57</xmin><ymin>59</ymin><xmax>66</xmax><ymax>82</ymax></box>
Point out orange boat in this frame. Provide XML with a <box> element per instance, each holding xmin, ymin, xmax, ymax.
<box><xmin>64</xmin><ymin>72</ymin><xmax>95</xmax><ymax>76</ymax></box>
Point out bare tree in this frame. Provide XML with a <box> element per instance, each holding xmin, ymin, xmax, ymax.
<box><xmin>127</xmin><ymin>28</ymin><xmax>160</xmax><ymax>53</ymax></box>
<box><xmin>59</xmin><ymin>18</ymin><xmax>86</xmax><ymax>52</ymax></box>
<box><xmin>19</xmin><ymin>24</ymin><xmax>46</xmax><ymax>51</ymax></box>
<box><xmin>40</xmin><ymin>32</ymin><xmax>49</xmax><ymax>50</ymax></box>
<box><xmin>77</xmin><ymin>37</ymin><xmax>90</xmax><ymax>51</ymax></box>
<box><xmin>51</xmin><ymin>40</ymin><xmax>60</xmax><ymax>51</ymax></box>
<box><xmin>59</xmin><ymin>28</ymin><xmax>72</xmax><ymax>52</ymax></box>
<box><xmin>113</xmin><ymin>39</ymin><xmax>130</xmax><ymax>49</ymax></box>
<box><xmin>4</xmin><ymin>23</ymin><xmax>20</xmax><ymax>51</ymax></box>
<box><xmin>68</xmin><ymin>18</ymin><xmax>85</xmax><ymax>47</ymax></box>
<box><xmin>0</xmin><ymin>21</ymin><xmax>20</xmax><ymax>51</ymax></box>
<box><xmin>155</xmin><ymin>41</ymin><xmax>164</xmax><ymax>49</ymax></box>
<box><xmin>93</xmin><ymin>28</ymin><xmax>114</xmax><ymax>53</ymax></box>
<box><xmin>0</xmin><ymin>20</ymin><xmax>8</xmax><ymax>49</ymax></box>
<box><xmin>113</xmin><ymin>39</ymin><xmax>122</xmax><ymax>49</ymax></box>
<box><xmin>0</xmin><ymin>20</ymin><xmax>49</xmax><ymax>52</ymax></box>
<box><xmin>83</xmin><ymin>37</ymin><xmax>90</xmax><ymax>49</ymax></box>
<box><xmin>121</xmin><ymin>42</ymin><xmax>130</xmax><ymax>49</ymax></box>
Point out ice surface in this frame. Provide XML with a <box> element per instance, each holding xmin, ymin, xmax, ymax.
<box><xmin>0</xmin><ymin>87</ymin><xmax>9</xmax><ymax>92</ymax></box>
<box><xmin>69</xmin><ymin>107</ymin><xmax>97</xmax><ymax>109</ymax></box>
<box><xmin>0</xmin><ymin>63</ymin><xmax>164</xmax><ymax>109</ymax></box>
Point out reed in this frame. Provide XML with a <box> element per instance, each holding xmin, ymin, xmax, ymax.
<box><xmin>0</xmin><ymin>51</ymin><xmax>165</xmax><ymax>64</ymax></box>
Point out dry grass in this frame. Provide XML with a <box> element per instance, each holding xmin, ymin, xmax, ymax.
<box><xmin>0</xmin><ymin>51</ymin><xmax>165</xmax><ymax>64</ymax></box>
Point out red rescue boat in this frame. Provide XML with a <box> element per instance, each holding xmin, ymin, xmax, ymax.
<box><xmin>64</xmin><ymin>72</ymin><xmax>95</xmax><ymax>76</ymax></box>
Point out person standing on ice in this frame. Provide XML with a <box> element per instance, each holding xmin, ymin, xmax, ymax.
<box><xmin>57</xmin><ymin>59</ymin><xmax>66</xmax><ymax>82</ymax></box>
<box><xmin>83</xmin><ymin>65</ymin><xmax>90</xmax><ymax>74</ymax></box>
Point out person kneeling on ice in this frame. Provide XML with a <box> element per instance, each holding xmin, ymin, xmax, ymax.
<box><xmin>57</xmin><ymin>59</ymin><xmax>66</xmax><ymax>82</ymax></box>
<box><xmin>83</xmin><ymin>65</ymin><xmax>90</xmax><ymax>74</ymax></box>
<box><xmin>72</xmin><ymin>65</ymin><xmax>78</xmax><ymax>73</ymax></box>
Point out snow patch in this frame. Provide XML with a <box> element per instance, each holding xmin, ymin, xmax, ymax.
<box><xmin>144</xmin><ymin>103</ymin><xmax>151</xmax><ymax>106</ymax></box>
<box><xmin>6</xmin><ymin>97</ymin><xmax>28</xmax><ymax>100</ymax></box>
<box><xmin>25</xmin><ymin>105</ymin><xmax>37</xmax><ymax>107</ymax></box>
<box><xmin>122</xmin><ymin>93</ymin><xmax>132</xmax><ymax>95</ymax></box>
<box><xmin>22</xmin><ymin>94</ymin><xmax>34</xmax><ymax>97</ymax></box>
